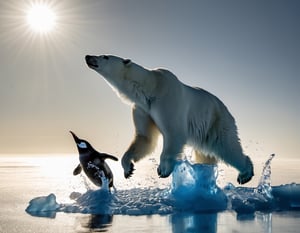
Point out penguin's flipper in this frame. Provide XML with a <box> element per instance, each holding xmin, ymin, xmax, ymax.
<box><xmin>98</xmin><ymin>153</ymin><xmax>119</xmax><ymax>161</ymax></box>
<box><xmin>73</xmin><ymin>164</ymin><xmax>82</xmax><ymax>175</ymax></box>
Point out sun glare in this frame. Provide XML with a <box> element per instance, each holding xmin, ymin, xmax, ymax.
<box><xmin>26</xmin><ymin>3</ymin><xmax>56</xmax><ymax>33</ymax></box>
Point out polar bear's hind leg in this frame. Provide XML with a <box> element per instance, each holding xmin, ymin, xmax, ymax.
<box><xmin>236</xmin><ymin>156</ymin><xmax>254</xmax><ymax>184</ymax></box>
<box><xmin>216</xmin><ymin>139</ymin><xmax>254</xmax><ymax>184</ymax></box>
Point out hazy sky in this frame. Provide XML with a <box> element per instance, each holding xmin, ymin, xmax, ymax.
<box><xmin>0</xmin><ymin>0</ymin><xmax>299</xmax><ymax>159</ymax></box>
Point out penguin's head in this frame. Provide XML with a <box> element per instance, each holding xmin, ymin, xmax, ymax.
<box><xmin>70</xmin><ymin>131</ymin><xmax>94</xmax><ymax>154</ymax></box>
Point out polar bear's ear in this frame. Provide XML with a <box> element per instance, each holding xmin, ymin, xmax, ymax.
<box><xmin>123</xmin><ymin>59</ymin><xmax>132</xmax><ymax>66</ymax></box>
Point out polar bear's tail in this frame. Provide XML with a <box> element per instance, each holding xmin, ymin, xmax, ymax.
<box><xmin>237</xmin><ymin>156</ymin><xmax>254</xmax><ymax>184</ymax></box>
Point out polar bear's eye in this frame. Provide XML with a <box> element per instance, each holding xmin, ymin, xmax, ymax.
<box><xmin>103</xmin><ymin>55</ymin><xmax>109</xmax><ymax>60</ymax></box>
<box><xmin>123</xmin><ymin>59</ymin><xmax>131</xmax><ymax>65</ymax></box>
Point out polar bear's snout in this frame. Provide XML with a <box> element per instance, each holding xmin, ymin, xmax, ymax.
<box><xmin>85</xmin><ymin>55</ymin><xmax>99</xmax><ymax>69</ymax></box>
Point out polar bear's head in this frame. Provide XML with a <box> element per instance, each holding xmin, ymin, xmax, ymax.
<box><xmin>85</xmin><ymin>55</ymin><xmax>157</xmax><ymax>108</ymax></box>
<box><xmin>85</xmin><ymin>55</ymin><xmax>132</xmax><ymax>82</ymax></box>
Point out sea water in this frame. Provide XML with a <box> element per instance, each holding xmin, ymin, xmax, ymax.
<box><xmin>1</xmin><ymin>155</ymin><xmax>300</xmax><ymax>232</ymax></box>
<box><xmin>25</xmin><ymin>154</ymin><xmax>300</xmax><ymax>216</ymax></box>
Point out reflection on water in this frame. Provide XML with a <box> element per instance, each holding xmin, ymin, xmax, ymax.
<box><xmin>170</xmin><ymin>212</ymin><xmax>274</xmax><ymax>233</ymax></box>
<box><xmin>76</xmin><ymin>214</ymin><xmax>113</xmax><ymax>232</ymax></box>
<box><xmin>73</xmin><ymin>212</ymin><xmax>276</xmax><ymax>233</ymax></box>
<box><xmin>171</xmin><ymin>213</ymin><xmax>217</xmax><ymax>233</ymax></box>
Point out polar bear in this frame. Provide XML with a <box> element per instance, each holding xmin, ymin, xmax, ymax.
<box><xmin>85</xmin><ymin>54</ymin><xmax>254</xmax><ymax>184</ymax></box>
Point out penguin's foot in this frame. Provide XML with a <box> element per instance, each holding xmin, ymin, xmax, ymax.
<box><xmin>124</xmin><ymin>162</ymin><xmax>135</xmax><ymax>178</ymax></box>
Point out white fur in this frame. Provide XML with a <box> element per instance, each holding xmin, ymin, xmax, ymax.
<box><xmin>86</xmin><ymin>55</ymin><xmax>254</xmax><ymax>184</ymax></box>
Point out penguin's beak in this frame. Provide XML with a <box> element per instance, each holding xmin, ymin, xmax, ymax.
<box><xmin>70</xmin><ymin>131</ymin><xmax>80</xmax><ymax>144</ymax></box>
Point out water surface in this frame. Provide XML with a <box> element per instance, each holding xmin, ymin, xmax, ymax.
<box><xmin>0</xmin><ymin>155</ymin><xmax>299</xmax><ymax>232</ymax></box>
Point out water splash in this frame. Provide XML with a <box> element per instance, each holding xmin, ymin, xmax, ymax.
<box><xmin>255</xmin><ymin>154</ymin><xmax>275</xmax><ymax>199</ymax></box>
<box><xmin>224</xmin><ymin>154</ymin><xmax>276</xmax><ymax>214</ymax></box>
<box><xmin>26</xmin><ymin>154</ymin><xmax>300</xmax><ymax>217</ymax></box>
<box><xmin>169</xmin><ymin>161</ymin><xmax>227</xmax><ymax>212</ymax></box>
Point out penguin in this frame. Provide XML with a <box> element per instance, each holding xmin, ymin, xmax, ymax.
<box><xmin>70</xmin><ymin>131</ymin><xmax>118</xmax><ymax>189</ymax></box>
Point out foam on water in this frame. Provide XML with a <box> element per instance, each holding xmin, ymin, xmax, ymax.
<box><xmin>26</xmin><ymin>154</ymin><xmax>300</xmax><ymax>217</ymax></box>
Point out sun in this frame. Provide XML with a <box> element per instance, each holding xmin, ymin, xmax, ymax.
<box><xmin>26</xmin><ymin>3</ymin><xmax>56</xmax><ymax>33</ymax></box>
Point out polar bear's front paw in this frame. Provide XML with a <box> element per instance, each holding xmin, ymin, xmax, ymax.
<box><xmin>157</xmin><ymin>159</ymin><xmax>175</xmax><ymax>178</ymax></box>
<box><xmin>122</xmin><ymin>156</ymin><xmax>135</xmax><ymax>179</ymax></box>
<box><xmin>124</xmin><ymin>162</ymin><xmax>135</xmax><ymax>179</ymax></box>
<box><xmin>157</xmin><ymin>166</ymin><xmax>170</xmax><ymax>178</ymax></box>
